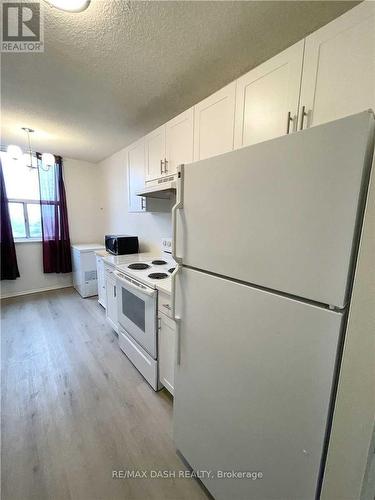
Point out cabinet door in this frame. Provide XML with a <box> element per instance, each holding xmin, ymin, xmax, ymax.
<box><xmin>299</xmin><ymin>2</ymin><xmax>375</xmax><ymax>129</ymax></box>
<box><xmin>158</xmin><ymin>313</ymin><xmax>176</xmax><ymax>395</ymax></box>
<box><xmin>127</xmin><ymin>139</ymin><xmax>146</xmax><ymax>213</ymax></box>
<box><xmin>96</xmin><ymin>256</ymin><xmax>106</xmax><ymax>308</ymax></box>
<box><xmin>145</xmin><ymin>125</ymin><xmax>166</xmax><ymax>181</ymax></box>
<box><xmin>105</xmin><ymin>275</ymin><xmax>118</xmax><ymax>332</ymax></box>
<box><xmin>193</xmin><ymin>82</ymin><xmax>236</xmax><ymax>161</ymax></box>
<box><xmin>234</xmin><ymin>40</ymin><xmax>304</xmax><ymax>148</ymax></box>
<box><xmin>165</xmin><ymin>108</ymin><xmax>194</xmax><ymax>175</ymax></box>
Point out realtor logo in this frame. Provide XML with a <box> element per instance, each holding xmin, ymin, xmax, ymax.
<box><xmin>1</xmin><ymin>1</ymin><xmax>44</xmax><ymax>52</ymax></box>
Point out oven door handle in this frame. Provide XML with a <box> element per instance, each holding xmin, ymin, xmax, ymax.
<box><xmin>114</xmin><ymin>272</ymin><xmax>156</xmax><ymax>297</ymax></box>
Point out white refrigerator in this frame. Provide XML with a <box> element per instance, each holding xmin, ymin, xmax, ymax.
<box><xmin>172</xmin><ymin>111</ymin><xmax>375</xmax><ymax>500</ymax></box>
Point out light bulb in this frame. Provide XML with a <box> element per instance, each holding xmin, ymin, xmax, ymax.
<box><xmin>47</xmin><ymin>0</ymin><xmax>90</xmax><ymax>12</ymax></box>
<box><xmin>42</xmin><ymin>153</ymin><xmax>55</xmax><ymax>168</ymax></box>
<box><xmin>7</xmin><ymin>145</ymin><xmax>23</xmax><ymax>161</ymax></box>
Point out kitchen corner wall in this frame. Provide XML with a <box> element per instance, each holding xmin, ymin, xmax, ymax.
<box><xmin>1</xmin><ymin>158</ymin><xmax>103</xmax><ymax>299</ymax></box>
<box><xmin>1</xmin><ymin>149</ymin><xmax>172</xmax><ymax>300</ymax></box>
<box><xmin>98</xmin><ymin>148</ymin><xmax>172</xmax><ymax>254</ymax></box>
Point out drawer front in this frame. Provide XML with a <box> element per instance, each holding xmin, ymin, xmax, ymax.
<box><xmin>158</xmin><ymin>312</ymin><xmax>176</xmax><ymax>395</ymax></box>
<box><xmin>158</xmin><ymin>291</ymin><xmax>172</xmax><ymax>318</ymax></box>
<box><xmin>118</xmin><ymin>328</ymin><xmax>160</xmax><ymax>391</ymax></box>
<box><xmin>104</xmin><ymin>264</ymin><xmax>115</xmax><ymax>276</ymax></box>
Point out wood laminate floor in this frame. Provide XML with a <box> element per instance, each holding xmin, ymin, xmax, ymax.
<box><xmin>1</xmin><ymin>287</ymin><xmax>208</xmax><ymax>500</ymax></box>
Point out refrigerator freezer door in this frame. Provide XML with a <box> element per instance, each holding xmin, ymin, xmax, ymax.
<box><xmin>174</xmin><ymin>267</ymin><xmax>343</xmax><ymax>500</ymax></box>
<box><xmin>177</xmin><ymin>111</ymin><xmax>374</xmax><ymax>307</ymax></box>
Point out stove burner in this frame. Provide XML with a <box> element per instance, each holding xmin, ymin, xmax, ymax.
<box><xmin>168</xmin><ymin>267</ymin><xmax>175</xmax><ymax>274</ymax></box>
<box><xmin>148</xmin><ymin>272</ymin><xmax>168</xmax><ymax>280</ymax></box>
<box><xmin>127</xmin><ymin>263</ymin><xmax>150</xmax><ymax>270</ymax></box>
<box><xmin>151</xmin><ymin>260</ymin><xmax>167</xmax><ymax>265</ymax></box>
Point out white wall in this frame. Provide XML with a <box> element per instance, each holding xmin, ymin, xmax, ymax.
<box><xmin>64</xmin><ymin>157</ymin><xmax>103</xmax><ymax>245</ymax></box>
<box><xmin>0</xmin><ymin>242</ymin><xmax>73</xmax><ymax>297</ymax></box>
<box><xmin>321</xmin><ymin>162</ymin><xmax>375</xmax><ymax>500</ymax></box>
<box><xmin>1</xmin><ymin>158</ymin><xmax>102</xmax><ymax>298</ymax></box>
<box><xmin>98</xmin><ymin>148</ymin><xmax>171</xmax><ymax>253</ymax></box>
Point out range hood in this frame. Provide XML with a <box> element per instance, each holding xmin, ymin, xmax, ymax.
<box><xmin>136</xmin><ymin>177</ymin><xmax>176</xmax><ymax>199</ymax></box>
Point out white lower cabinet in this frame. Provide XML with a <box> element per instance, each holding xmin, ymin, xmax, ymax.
<box><xmin>158</xmin><ymin>303</ymin><xmax>176</xmax><ymax>395</ymax></box>
<box><xmin>299</xmin><ymin>2</ymin><xmax>375</xmax><ymax>129</ymax></box>
<box><xmin>105</xmin><ymin>266</ymin><xmax>118</xmax><ymax>333</ymax></box>
<box><xmin>96</xmin><ymin>256</ymin><xmax>106</xmax><ymax>308</ymax></box>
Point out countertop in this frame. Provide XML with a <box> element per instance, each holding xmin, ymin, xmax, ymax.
<box><xmin>98</xmin><ymin>251</ymin><xmax>172</xmax><ymax>295</ymax></box>
<box><xmin>101</xmin><ymin>252</ymin><xmax>156</xmax><ymax>267</ymax></box>
<box><xmin>72</xmin><ymin>243</ymin><xmax>105</xmax><ymax>252</ymax></box>
<box><xmin>154</xmin><ymin>279</ymin><xmax>171</xmax><ymax>296</ymax></box>
<box><xmin>95</xmin><ymin>249</ymin><xmax>110</xmax><ymax>257</ymax></box>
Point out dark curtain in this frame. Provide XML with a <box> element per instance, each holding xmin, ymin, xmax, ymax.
<box><xmin>0</xmin><ymin>157</ymin><xmax>20</xmax><ymax>280</ymax></box>
<box><xmin>37</xmin><ymin>154</ymin><xmax>72</xmax><ymax>273</ymax></box>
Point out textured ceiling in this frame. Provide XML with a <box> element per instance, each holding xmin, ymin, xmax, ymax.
<box><xmin>1</xmin><ymin>0</ymin><xmax>359</xmax><ymax>162</ymax></box>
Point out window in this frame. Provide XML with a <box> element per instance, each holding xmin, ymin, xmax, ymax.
<box><xmin>1</xmin><ymin>152</ymin><xmax>42</xmax><ymax>240</ymax></box>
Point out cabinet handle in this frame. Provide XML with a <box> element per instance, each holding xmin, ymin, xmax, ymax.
<box><xmin>164</xmin><ymin>158</ymin><xmax>168</xmax><ymax>173</ymax></box>
<box><xmin>114</xmin><ymin>285</ymin><xmax>116</xmax><ymax>298</ymax></box>
<box><xmin>160</xmin><ymin>159</ymin><xmax>164</xmax><ymax>174</ymax></box>
<box><xmin>141</xmin><ymin>197</ymin><xmax>145</xmax><ymax>211</ymax></box>
<box><xmin>286</xmin><ymin>111</ymin><xmax>292</xmax><ymax>134</ymax></box>
<box><xmin>299</xmin><ymin>105</ymin><xmax>308</xmax><ymax>131</ymax></box>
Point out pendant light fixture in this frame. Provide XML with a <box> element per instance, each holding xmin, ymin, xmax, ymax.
<box><xmin>21</xmin><ymin>127</ymin><xmax>36</xmax><ymax>170</ymax></box>
<box><xmin>46</xmin><ymin>0</ymin><xmax>90</xmax><ymax>12</ymax></box>
<box><xmin>23</xmin><ymin>152</ymin><xmax>38</xmax><ymax>169</ymax></box>
<box><xmin>6</xmin><ymin>127</ymin><xmax>55</xmax><ymax>172</ymax></box>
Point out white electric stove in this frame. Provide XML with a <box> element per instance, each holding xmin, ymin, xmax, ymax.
<box><xmin>114</xmin><ymin>239</ymin><xmax>175</xmax><ymax>390</ymax></box>
<box><xmin>116</xmin><ymin>256</ymin><xmax>175</xmax><ymax>293</ymax></box>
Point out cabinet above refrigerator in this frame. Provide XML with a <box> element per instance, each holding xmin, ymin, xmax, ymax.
<box><xmin>176</xmin><ymin>111</ymin><xmax>375</xmax><ymax>308</ymax></box>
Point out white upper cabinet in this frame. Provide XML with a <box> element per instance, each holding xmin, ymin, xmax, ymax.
<box><xmin>234</xmin><ymin>41</ymin><xmax>304</xmax><ymax>148</ymax></box>
<box><xmin>165</xmin><ymin>108</ymin><xmax>194</xmax><ymax>174</ymax></box>
<box><xmin>193</xmin><ymin>81</ymin><xmax>236</xmax><ymax>161</ymax></box>
<box><xmin>145</xmin><ymin>125</ymin><xmax>166</xmax><ymax>181</ymax></box>
<box><xmin>127</xmin><ymin>138</ymin><xmax>146</xmax><ymax>213</ymax></box>
<box><xmin>126</xmin><ymin>3</ymin><xmax>374</xmax><ymax>203</ymax></box>
<box><xmin>299</xmin><ymin>2</ymin><xmax>375</xmax><ymax>130</ymax></box>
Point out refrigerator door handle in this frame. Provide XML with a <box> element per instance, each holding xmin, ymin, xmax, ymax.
<box><xmin>170</xmin><ymin>263</ymin><xmax>181</xmax><ymax>319</ymax></box>
<box><xmin>171</xmin><ymin>264</ymin><xmax>182</xmax><ymax>365</ymax></box>
<box><xmin>175</xmin><ymin>316</ymin><xmax>181</xmax><ymax>365</ymax></box>
<box><xmin>172</xmin><ymin>165</ymin><xmax>184</xmax><ymax>264</ymax></box>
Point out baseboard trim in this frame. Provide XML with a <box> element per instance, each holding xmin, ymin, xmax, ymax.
<box><xmin>1</xmin><ymin>284</ymin><xmax>73</xmax><ymax>299</ymax></box>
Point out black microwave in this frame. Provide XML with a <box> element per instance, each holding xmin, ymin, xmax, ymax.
<box><xmin>105</xmin><ymin>235</ymin><xmax>139</xmax><ymax>255</ymax></box>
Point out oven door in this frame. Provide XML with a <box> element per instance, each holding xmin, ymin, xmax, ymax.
<box><xmin>115</xmin><ymin>271</ymin><xmax>157</xmax><ymax>358</ymax></box>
